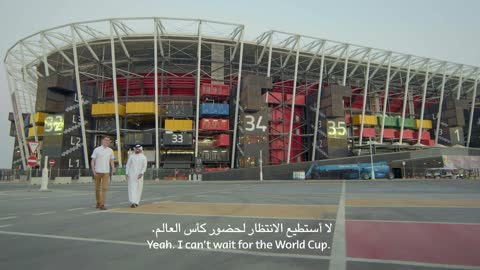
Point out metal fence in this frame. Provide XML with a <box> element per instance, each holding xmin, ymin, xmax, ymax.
<box><xmin>0</xmin><ymin>168</ymin><xmax>197</xmax><ymax>181</ymax></box>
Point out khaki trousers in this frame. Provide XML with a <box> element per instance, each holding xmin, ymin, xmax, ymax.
<box><xmin>94</xmin><ymin>173</ymin><xmax>110</xmax><ymax>206</ymax></box>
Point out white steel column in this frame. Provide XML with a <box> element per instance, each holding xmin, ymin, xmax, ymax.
<box><xmin>20</xmin><ymin>44</ymin><xmax>38</xmax><ymax>142</ymax></box>
<box><xmin>456</xmin><ymin>66</ymin><xmax>463</xmax><ymax>100</ymax></box>
<box><xmin>435</xmin><ymin>64</ymin><xmax>447</xmax><ymax>145</ymax></box>
<box><xmin>416</xmin><ymin>62</ymin><xmax>430</xmax><ymax>144</ymax></box>
<box><xmin>342</xmin><ymin>46</ymin><xmax>349</xmax><ymax>86</ymax></box>
<box><xmin>399</xmin><ymin>58</ymin><xmax>412</xmax><ymax>144</ymax></box>
<box><xmin>154</xmin><ymin>20</ymin><xmax>160</xmax><ymax>168</ymax></box>
<box><xmin>71</xmin><ymin>26</ymin><xmax>90</xmax><ymax>169</ymax></box>
<box><xmin>230</xmin><ymin>29</ymin><xmax>245</xmax><ymax>168</ymax></box>
<box><xmin>311</xmin><ymin>49</ymin><xmax>325</xmax><ymax>161</ymax></box>
<box><xmin>41</xmin><ymin>33</ymin><xmax>50</xmax><ymax>77</ymax></box>
<box><xmin>266</xmin><ymin>34</ymin><xmax>273</xmax><ymax>77</ymax></box>
<box><xmin>287</xmin><ymin>36</ymin><xmax>301</xmax><ymax>164</ymax></box>
<box><xmin>379</xmin><ymin>53</ymin><xmax>392</xmax><ymax>144</ymax></box>
<box><xmin>6</xmin><ymin>70</ymin><xmax>27</xmax><ymax>169</ymax></box>
<box><xmin>467</xmin><ymin>72</ymin><xmax>478</xmax><ymax>147</ymax></box>
<box><xmin>358</xmin><ymin>50</ymin><xmax>372</xmax><ymax>150</ymax></box>
<box><xmin>194</xmin><ymin>21</ymin><xmax>202</xmax><ymax>159</ymax></box>
<box><xmin>109</xmin><ymin>21</ymin><xmax>123</xmax><ymax>167</ymax></box>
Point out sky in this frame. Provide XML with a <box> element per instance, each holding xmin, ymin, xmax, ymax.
<box><xmin>0</xmin><ymin>0</ymin><xmax>479</xmax><ymax>168</ymax></box>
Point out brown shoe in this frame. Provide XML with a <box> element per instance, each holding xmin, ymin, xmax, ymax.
<box><xmin>99</xmin><ymin>205</ymin><xmax>107</xmax><ymax>210</ymax></box>
<box><xmin>130</xmin><ymin>204</ymin><xmax>136</xmax><ymax>208</ymax></box>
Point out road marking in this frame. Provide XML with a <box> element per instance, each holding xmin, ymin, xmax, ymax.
<box><xmin>0</xmin><ymin>224</ymin><xmax>12</xmax><ymax>228</ymax></box>
<box><xmin>348</xmin><ymin>219</ymin><xmax>480</xmax><ymax>226</ymax></box>
<box><xmin>152</xmin><ymin>201</ymin><xmax>171</xmax><ymax>204</ymax></box>
<box><xmin>0</xmin><ymin>216</ymin><xmax>17</xmax><ymax>220</ymax></box>
<box><xmin>349</xmin><ymin>257</ymin><xmax>480</xmax><ymax>270</ymax></box>
<box><xmin>83</xmin><ymin>210</ymin><xmax>112</xmax><ymax>215</ymax></box>
<box><xmin>329</xmin><ymin>181</ymin><xmax>346</xmax><ymax>270</ymax></box>
<box><xmin>347</xmin><ymin>198</ymin><xmax>480</xmax><ymax>208</ymax></box>
<box><xmin>103</xmin><ymin>209</ymin><xmax>336</xmax><ymax>221</ymax></box>
<box><xmin>66</xmin><ymin>208</ymin><xmax>86</xmax><ymax>211</ymax></box>
<box><xmin>0</xmin><ymin>230</ymin><xmax>144</xmax><ymax>246</ymax></box>
<box><xmin>13</xmin><ymin>198</ymin><xmax>34</xmax><ymax>201</ymax></box>
<box><xmin>0</xmin><ymin>230</ymin><xmax>330</xmax><ymax>260</ymax></box>
<box><xmin>32</xmin><ymin>212</ymin><xmax>56</xmax><ymax>216</ymax></box>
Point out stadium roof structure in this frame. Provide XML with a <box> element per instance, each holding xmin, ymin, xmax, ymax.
<box><xmin>3</xmin><ymin>17</ymin><xmax>479</xmax><ymax>114</ymax></box>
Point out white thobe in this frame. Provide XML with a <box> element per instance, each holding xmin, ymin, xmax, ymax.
<box><xmin>126</xmin><ymin>153</ymin><xmax>147</xmax><ymax>205</ymax></box>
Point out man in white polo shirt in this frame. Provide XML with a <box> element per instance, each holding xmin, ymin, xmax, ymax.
<box><xmin>91</xmin><ymin>136</ymin><xmax>116</xmax><ymax>210</ymax></box>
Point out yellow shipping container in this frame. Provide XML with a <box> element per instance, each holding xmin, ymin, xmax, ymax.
<box><xmin>91</xmin><ymin>103</ymin><xmax>126</xmax><ymax>116</ymax></box>
<box><xmin>30</xmin><ymin>112</ymin><xmax>47</xmax><ymax>125</ymax></box>
<box><xmin>165</xmin><ymin>119</ymin><xmax>193</xmax><ymax>131</ymax></box>
<box><xmin>415</xmin><ymin>119</ymin><xmax>433</xmax><ymax>129</ymax></box>
<box><xmin>28</xmin><ymin>126</ymin><xmax>44</xmax><ymax>138</ymax></box>
<box><xmin>352</xmin><ymin>114</ymin><xmax>377</xmax><ymax>126</ymax></box>
<box><xmin>126</xmin><ymin>102</ymin><xmax>156</xmax><ymax>115</ymax></box>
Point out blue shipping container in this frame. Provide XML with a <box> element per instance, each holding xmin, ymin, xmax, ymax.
<box><xmin>200</xmin><ymin>103</ymin><xmax>229</xmax><ymax>116</ymax></box>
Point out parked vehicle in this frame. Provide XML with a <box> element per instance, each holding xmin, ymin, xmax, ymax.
<box><xmin>425</xmin><ymin>168</ymin><xmax>464</xmax><ymax>179</ymax></box>
<box><xmin>305</xmin><ymin>161</ymin><xmax>394</xmax><ymax>180</ymax></box>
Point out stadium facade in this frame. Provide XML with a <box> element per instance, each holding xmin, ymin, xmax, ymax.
<box><xmin>4</xmin><ymin>17</ymin><xmax>479</xmax><ymax>174</ymax></box>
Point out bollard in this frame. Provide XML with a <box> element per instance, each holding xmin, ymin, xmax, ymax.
<box><xmin>40</xmin><ymin>156</ymin><xmax>49</xmax><ymax>191</ymax></box>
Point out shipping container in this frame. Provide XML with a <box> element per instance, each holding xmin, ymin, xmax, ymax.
<box><xmin>415</xmin><ymin>119</ymin><xmax>433</xmax><ymax>129</ymax></box>
<box><xmin>413</xmin><ymin>131</ymin><xmax>431</xmax><ymax>140</ymax></box>
<box><xmin>377</xmin><ymin>116</ymin><xmax>398</xmax><ymax>127</ymax></box>
<box><xmin>91</xmin><ymin>103</ymin><xmax>126</xmax><ymax>116</ymax></box>
<box><xmin>200</xmin><ymin>83</ymin><xmax>230</xmax><ymax>97</ymax></box>
<box><xmin>399</xmin><ymin>118</ymin><xmax>416</xmax><ymax>129</ymax></box>
<box><xmin>29</xmin><ymin>112</ymin><xmax>47</xmax><ymax>125</ymax></box>
<box><xmin>421</xmin><ymin>139</ymin><xmax>435</xmax><ymax>146</ymax></box>
<box><xmin>352</xmin><ymin>115</ymin><xmax>377</xmax><ymax>126</ymax></box>
<box><xmin>126</xmin><ymin>102</ymin><xmax>157</xmax><ymax>115</ymax></box>
<box><xmin>382</xmin><ymin>129</ymin><xmax>396</xmax><ymax>139</ymax></box>
<box><xmin>353</xmin><ymin>127</ymin><xmax>376</xmax><ymax>138</ymax></box>
<box><xmin>164</xmin><ymin>119</ymin><xmax>193</xmax><ymax>131</ymax></box>
<box><xmin>395</xmin><ymin>129</ymin><xmax>414</xmax><ymax>140</ymax></box>
<box><xmin>214</xmin><ymin>134</ymin><xmax>230</xmax><ymax>147</ymax></box>
<box><xmin>199</xmin><ymin>118</ymin><xmax>229</xmax><ymax>131</ymax></box>
<box><xmin>200</xmin><ymin>103</ymin><xmax>229</xmax><ymax>116</ymax></box>
<box><xmin>28</xmin><ymin>126</ymin><xmax>45</xmax><ymax>138</ymax></box>
<box><xmin>166</xmin><ymin>103</ymin><xmax>193</xmax><ymax>118</ymax></box>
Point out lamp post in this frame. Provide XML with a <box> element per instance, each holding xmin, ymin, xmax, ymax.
<box><xmin>369</xmin><ymin>138</ymin><xmax>375</xmax><ymax>180</ymax></box>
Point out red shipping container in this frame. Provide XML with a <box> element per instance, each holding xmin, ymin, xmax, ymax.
<box><xmin>263</xmin><ymin>92</ymin><xmax>283</xmax><ymax>104</ymax></box>
<box><xmin>414</xmin><ymin>131</ymin><xmax>431</xmax><ymax>140</ymax></box>
<box><xmin>200</xmin><ymin>118</ymin><xmax>230</xmax><ymax>131</ymax></box>
<box><xmin>395</xmin><ymin>129</ymin><xmax>414</xmax><ymax>140</ymax></box>
<box><xmin>215</xmin><ymin>134</ymin><xmax>230</xmax><ymax>147</ymax></box>
<box><xmin>421</xmin><ymin>139</ymin><xmax>435</xmax><ymax>146</ymax></box>
<box><xmin>382</xmin><ymin>128</ymin><xmax>396</xmax><ymax>139</ymax></box>
<box><xmin>285</xmin><ymin>94</ymin><xmax>306</xmax><ymax>106</ymax></box>
<box><xmin>200</xmin><ymin>83</ymin><xmax>230</xmax><ymax>97</ymax></box>
<box><xmin>345</xmin><ymin>114</ymin><xmax>351</xmax><ymax>124</ymax></box>
<box><xmin>354</xmin><ymin>127</ymin><xmax>376</xmax><ymax>138</ymax></box>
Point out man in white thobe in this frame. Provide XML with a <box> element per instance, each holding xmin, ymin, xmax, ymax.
<box><xmin>126</xmin><ymin>145</ymin><xmax>148</xmax><ymax>208</ymax></box>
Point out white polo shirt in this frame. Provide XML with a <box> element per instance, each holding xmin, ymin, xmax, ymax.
<box><xmin>91</xmin><ymin>146</ymin><xmax>114</xmax><ymax>173</ymax></box>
